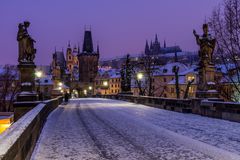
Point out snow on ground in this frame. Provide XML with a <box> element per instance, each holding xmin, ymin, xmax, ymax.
<box><xmin>31</xmin><ymin>98</ymin><xmax>240</xmax><ymax>160</ymax></box>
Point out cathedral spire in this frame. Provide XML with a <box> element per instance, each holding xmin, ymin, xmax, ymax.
<box><xmin>155</xmin><ymin>34</ymin><xmax>158</xmax><ymax>43</ymax></box>
<box><xmin>145</xmin><ymin>40</ymin><xmax>150</xmax><ymax>55</ymax></box>
<box><xmin>82</xmin><ymin>30</ymin><xmax>93</xmax><ymax>53</ymax></box>
<box><xmin>150</xmin><ymin>41</ymin><xmax>153</xmax><ymax>50</ymax></box>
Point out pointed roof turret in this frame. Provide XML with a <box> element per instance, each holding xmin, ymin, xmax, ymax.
<box><xmin>82</xmin><ymin>30</ymin><xmax>93</xmax><ymax>53</ymax></box>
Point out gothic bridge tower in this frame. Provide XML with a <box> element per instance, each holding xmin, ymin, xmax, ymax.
<box><xmin>77</xmin><ymin>30</ymin><xmax>99</xmax><ymax>95</ymax></box>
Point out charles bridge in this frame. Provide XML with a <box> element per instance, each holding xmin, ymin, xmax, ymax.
<box><xmin>0</xmin><ymin>96</ymin><xmax>240</xmax><ymax>160</ymax></box>
<box><xmin>0</xmin><ymin>21</ymin><xmax>240</xmax><ymax>160</ymax></box>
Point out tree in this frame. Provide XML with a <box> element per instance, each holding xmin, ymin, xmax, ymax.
<box><xmin>120</xmin><ymin>54</ymin><xmax>132</xmax><ymax>93</ymax></box>
<box><xmin>131</xmin><ymin>54</ymin><xmax>160</xmax><ymax>96</ymax></box>
<box><xmin>172</xmin><ymin>66</ymin><xmax>180</xmax><ymax>99</ymax></box>
<box><xmin>183</xmin><ymin>79</ymin><xmax>195</xmax><ymax>99</ymax></box>
<box><xmin>209</xmin><ymin>0</ymin><xmax>240</xmax><ymax>101</ymax></box>
<box><xmin>0</xmin><ymin>65</ymin><xmax>20</xmax><ymax>112</ymax></box>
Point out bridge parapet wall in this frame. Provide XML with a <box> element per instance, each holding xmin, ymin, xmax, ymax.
<box><xmin>97</xmin><ymin>94</ymin><xmax>240</xmax><ymax>123</ymax></box>
<box><xmin>0</xmin><ymin>96</ymin><xmax>63</xmax><ymax>160</ymax></box>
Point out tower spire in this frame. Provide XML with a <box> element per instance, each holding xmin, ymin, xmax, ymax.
<box><xmin>155</xmin><ymin>34</ymin><xmax>158</xmax><ymax>43</ymax></box>
<box><xmin>82</xmin><ymin>30</ymin><xmax>93</xmax><ymax>53</ymax></box>
<box><xmin>164</xmin><ymin>40</ymin><xmax>166</xmax><ymax>48</ymax></box>
<box><xmin>145</xmin><ymin>40</ymin><xmax>150</xmax><ymax>55</ymax></box>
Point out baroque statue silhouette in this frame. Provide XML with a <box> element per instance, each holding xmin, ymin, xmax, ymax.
<box><xmin>17</xmin><ymin>21</ymin><xmax>36</xmax><ymax>63</ymax></box>
<box><xmin>193</xmin><ymin>24</ymin><xmax>216</xmax><ymax>66</ymax></box>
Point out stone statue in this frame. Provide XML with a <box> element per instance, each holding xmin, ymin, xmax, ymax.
<box><xmin>193</xmin><ymin>24</ymin><xmax>216</xmax><ymax>65</ymax></box>
<box><xmin>193</xmin><ymin>24</ymin><xmax>219</xmax><ymax>98</ymax></box>
<box><xmin>17</xmin><ymin>21</ymin><xmax>36</xmax><ymax>63</ymax></box>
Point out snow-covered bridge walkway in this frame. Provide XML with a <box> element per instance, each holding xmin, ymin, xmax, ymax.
<box><xmin>31</xmin><ymin>98</ymin><xmax>240</xmax><ymax>160</ymax></box>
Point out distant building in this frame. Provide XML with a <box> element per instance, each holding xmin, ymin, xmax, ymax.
<box><xmin>35</xmin><ymin>75</ymin><xmax>54</xmax><ymax>100</ymax></box>
<box><xmin>78</xmin><ymin>30</ymin><xmax>99</xmax><ymax>84</ymax></box>
<box><xmin>51</xmin><ymin>29</ymin><xmax>99</xmax><ymax>97</ymax></box>
<box><xmin>145</xmin><ymin>34</ymin><xmax>182</xmax><ymax>55</ymax></box>
<box><xmin>131</xmin><ymin>62</ymin><xmax>198</xmax><ymax>99</ymax></box>
<box><xmin>66</xmin><ymin>43</ymin><xmax>79</xmax><ymax>81</ymax></box>
<box><xmin>94</xmin><ymin>68</ymin><xmax>121</xmax><ymax>95</ymax></box>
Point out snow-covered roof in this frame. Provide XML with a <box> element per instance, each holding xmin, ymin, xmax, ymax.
<box><xmin>156</xmin><ymin>51</ymin><xmax>198</xmax><ymax>58</ymax></box>
<box><xmin>216</xmin><ymin>63</ymin><xmax>237</xmax><ymax>74</ymax></box>
<box><xmin>178</xmin><ymin>65</ymin><xmax>198</xmax><ymax>75</ymax></box>
<box><xmin>154</xmin><ymin>62</ymin><xmax>188</xmax><ymax>76</ymax></box>
<box><xmin>36</xmin><ymin>75</ymin><xmax>53</xmax><ymax>86</ymax></box>
<box><xmin>97</xmin><ymin>68</ymin><xmax>121</xmax><ymax>79</ymax></box>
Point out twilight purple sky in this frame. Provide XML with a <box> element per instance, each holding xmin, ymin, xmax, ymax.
<box><xmin>0</xmin><ymin>0</ymin><xmax>222</xmax><ymax>65</ymax></box>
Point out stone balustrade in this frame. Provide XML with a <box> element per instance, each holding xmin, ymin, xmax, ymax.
<box><xmin>0</xmin><ymin>96</ymin><xmax>63</xmax><ymax>160</ymax></box>
<box><xmin>97</xmin><ymin>94</ymin><xmax>240</xmax><ymax>123</ymax></box>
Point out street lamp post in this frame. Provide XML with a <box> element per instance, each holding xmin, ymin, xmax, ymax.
<box><xmin>88</xmin><ymin>86</ymin><xmax>93</xmax><ymax>96</ymax></box>
<box><xmin>58</xmin><ymin>82</ymin><xmax>63</xmax><ymax>94</ymax></box>
<box><xmin>103</xmin><ymin>81</ymin><xmax>108</xmax><ymax>95</ymax></box>
<box><xmin>35</xmin><ymin>71</ymin><xmax>42</xmax><ymax>100</ymax></box>
<box><xmin>137</xmin><ymin>73</ymin><xmax>143</xmax><ymax>96</ymax></box>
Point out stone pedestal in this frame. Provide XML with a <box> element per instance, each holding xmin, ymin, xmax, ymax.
<box><xmin>14</xmin><ymin>62</ymin><xmax>38</xmax><ymax>121</ymax></box>
<box><xmin>16</xmin><ymin>63</ymin><xmax>38</xmax><ymax>101</ymax></box>
<box><xmin>196</xmin><ymin>64</ymin><xmax>219</xmax><ymax>99</ymax></box>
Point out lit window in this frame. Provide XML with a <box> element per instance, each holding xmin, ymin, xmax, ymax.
<box><xmin>187</xmin><ymin>76</ymin><xmax>195</xmax><ymax>81</ymax></box>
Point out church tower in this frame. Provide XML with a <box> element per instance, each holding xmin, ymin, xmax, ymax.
<box><xmin>151</xmin><ymin>34</ymin><xmax>161</xmax><ymax>55</ymax></box>
<box><xmin>66</xmin><ymin>42</ymin><xmax>74</xmax><ymax>73</ymax></box>
<box><xmin>78</xmin><ymin>30</ymin><xmax>99</xmax><ymax>84</ymax></box>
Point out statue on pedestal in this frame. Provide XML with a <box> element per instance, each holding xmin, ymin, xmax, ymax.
<box><xmin>193</xmin><ymin>24</ymin><xmax>216</xmax><ymax>66</ymax></box>
<box><xmin>16</xmin><ymin>21</ymin><xmax>38</xmax><ymax>102</ymax></box>
<box><xmin>17</xmin><ymin>21</ymin><xmax>36</xmax><ymax>63</ymax></box>
<box><xmin>14</xmin><ymin>21</ymin><xmax>38</xmax><ymax>120</ymax></box>
<box><xmin>193</xmin><ymin>24</ymin><xmax>218</xmax><ymax>98</ymax></box>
